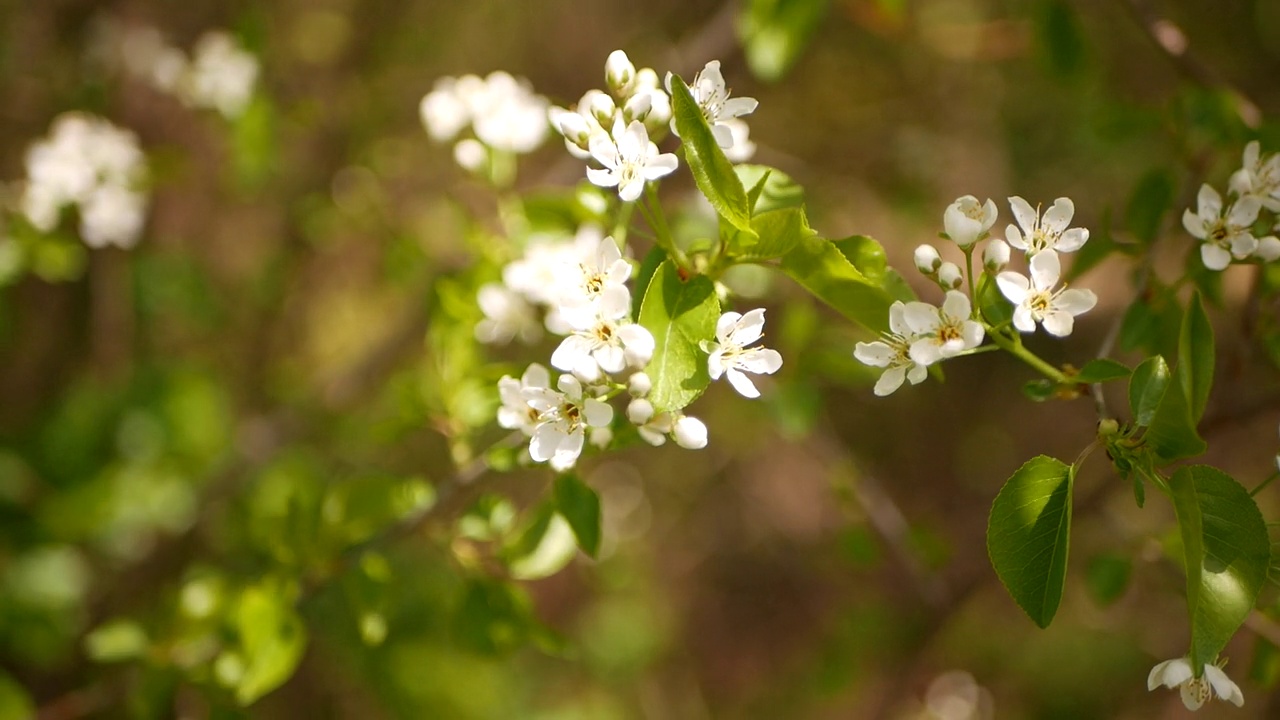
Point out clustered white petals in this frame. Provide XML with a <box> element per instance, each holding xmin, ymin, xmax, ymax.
<box><xmin>903</xmin><ymin>291</ymin><xmax>984</xmax><ymax>365</ymax></box>
<box><xmin>1148</xmin><ymin>657</ymin><xmax>1243</xmax><ymax>711</ymax></box>
<box><xmin>420</xmin><ymin>71</ymin><xmax>550</xmax><ymax>170</ymax></box>
<box><xmin>997</xmin><ymin>250</ymin><xmax>1097</xmax><ymax>337</ymax></box>
<box><xmin>854</xmin><ymin>302</ymin><xmax>928</xmax><ymax>397</ymax></box>
<box><xmin>586</xmin><ymin>121</ymin><xmax>678</xmax><ymax>202</ymax></box>
<box><xmin>943</xmin><ymin>195</ymin><xmax>998</xmax><ymax>247</ymax></box>
<box><xmin>100</xmin><ymin>25</ymin><xmax>259</xmax><ymax>119</ymax></box>
<box><xmin>703</xmin><ymin>309</ymin><xmax>783</xmax><ymax>398</ymax></box>
<box><xmin>1184</xmin><ymin>141</ymin><xmax>1280</xmax><ymax>270</ymax></box>
<box><xmin>21</xmin><ymin>113</ymin><xmax>149</xmax><ymax>249</ymax></box>
<box><xmin>666</xmin><ymin>60</ymin><xmax>758</xmax><ymax>152</ymax></box>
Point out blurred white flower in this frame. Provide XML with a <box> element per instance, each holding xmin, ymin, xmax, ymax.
<box><xmin>420</xmin><ymin>71</ymin><xmax>549</xmax><ymax>161</ymax></box>
<box><xmin>1148</xmin><ymin>657</ymin><xmax>1243</xmax><ymax>711</ymax></box>
<box><xmin>997</xmin><ymin>250</ymin><xmax>1096</xmax><ymax>336</ymax></box>
<box><xmin>586</xmin><ymin>120</ymin><xmax>677</xmax><ymax>202</ymax></box>
<box><xmin>1256</xmin><ymin>235</ymin><xmax>1280</xmax><ymax>262</ymax></box>
<box><xmin>21</xmin><ymin>113</ymin><xmax>148</xmax><ymax>249</ymax></box>
<box><xmin>475</xmin><ymin>283</ymin><xmax>541</xmax><ymax>344</ymax></box>
<box><xmin>182</xmin><ymin>31</ymin><xmax>259</xmax><ymax>119</ymax></box>
<box><xmin>497</xmin><ymin>364</ymin><xmax>551</xmax><ymax>435</ymax></box>
<box><xmin>721</xmin><ymin>118</ymin><xmax>756</xmax><ymax>163</ymax></box>
<box><xmin>1229</xmin><ymin>141</ymin><xmax>1280</xmax><ymax>211</ymax></box>
<box><xmin>703</xmin><ymin>308</ymin><xmax>783</xmax><ymax>398</ymax></box>
<box><xmin>672</xmin><ymin>415</ymin><xmax>708</xmax><ymax>449</ymax></box>
<box><xmin>944</xmin><ymin>195</ymin><xmax>998</xmax><ymax>247</ymax></box>
<box><xmin>1005</xmin><ymin>196</ymin><xmax>1089</xmax><ymax>256</ymax></box>
<box><xmin>854</xmin><ymin>302</ymin><xmax>928</xmax><ymax>397</ymax></box>
<box><xmin>1183</xmin><ymin>184</ymin><xmax>1260</xmax><ymax>270</ymax></box>
<box><xmin>627</xmin><ymin>371</ymin><xmax>651</xmax><ymax>397</ymax></box>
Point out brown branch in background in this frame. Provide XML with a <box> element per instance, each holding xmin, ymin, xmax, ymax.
<box><xmin>1120</xmin><ymin>0</ymin><xmax>1261</xmax><ymax>126</ymax></box>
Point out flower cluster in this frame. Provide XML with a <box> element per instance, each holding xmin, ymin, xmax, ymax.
<box><xmin>103</xmin><ymin>24</ymin><xmax>259</xmax><ymax>119</ymax></box>
<box><xmin>665</xmin><ymin>60</ymin><xmax>758</xmax><ymax>162</ymax></box>
<box><xmin>420</xmin><ymin>71</ymin><xmax>550</xmax><ymax>172</ymax></box>
<box><xmin>1183</xmin><ymin>141</ymin><xmax>1280</xmax><ymax>270</ymax></box>
<box><xmin>856</xmin><ymin>195</ymin><xmax>1097</xmax><ymax>394</ymax></box>
<box><xmin>21</xmin><ymin>113</ymin><xmax>149</xmax><ymax>249</ymax></box>
<box><xmin>550</xmin><ymin>51</ymin><xmax>677</xmax><ymax>201</ymax></box>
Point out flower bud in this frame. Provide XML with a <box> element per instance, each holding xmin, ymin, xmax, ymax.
<box><xmin>622</xmin><ymin>93</ymin><xmax>652</xmax><ymax>124</ymax></box>
<box><xmin>452</xmin><ymin>139</ymin><xmax>487</xmax><ymax>172</ymax></box>
<box><xmin>937</xmin><ymin>261</ymin><xmax>963</xmax><ymax>289</ymax></box>
<box><xmin>673</xmin><ymin>415</ymin><xmax>708</xmax><ymax>449</ymax></box>
<box><xmin>590</xmin><ymin>426</ymin><xmax>613</xmax><ymax>449</ymax></box>
<box><xmin>914</xmin><ymin>244</ymin><xmax>942</xmax><ymax>274</ymax></box>
<box><xmin>983</xmin><ymin>238</ymin><xmax>1011</xmax><ymax>272</ymax></box>
<box><xmin>1256</xmin><ymin>235</ymin><xmax>1280</xmax><ymax>262</ymax></box>
<box><xmin>627</xmin><ymin>398</ymin><xmax>654</xmax><ymax>425</ymax></box>
<box><xmin>552</xmin><ymin>108</ymin><xmax>590</xmax><ymax>149</ymax></box>
<box><xmin>587</xmin><ymin>91</ymin><xmax>617</xmax><ymax>129</ymax></box>
<box><xmin>628</xmin><ymin>372</ymin><xmax>652</xmax><ymax>397</ymax></box>
<box><xmin>605</xmin><ymin>50</ymin><xmax>636</xmax><ymax>97</ymax></box>
<box><xmin>944</xmin><ymin>195</ymin><xmax>998</xmax><ymax>248</ymax></box>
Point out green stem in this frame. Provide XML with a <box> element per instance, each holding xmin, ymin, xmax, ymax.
<box><xmin>643</xmin><ymin>183</ymin><xmax>687</xmax><ymax>269</ymax></box>
<box><xmin>1251</xmin><ymin>470</ymin><xmax>1280</xmax><ymax>497</ymax></box>
<box><xmin>962</xmin><ymin>245</ymin><xmax>977</xmax><ymax>308</ymax></box>
<box><xmin>987</xmin><ymin>329</ymin><xmax>1069</xmax><ymax>383</ymax></box>
<box><xmin>613</xmin><ymin>200</ymin><xmax>635</xmax><ymax>246</ymax></box>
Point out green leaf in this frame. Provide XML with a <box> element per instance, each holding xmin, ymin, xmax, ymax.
<box><xmin>1128</xmin><ymin>355</ymin><xmax>1170</xmax><ymax>427</ymax></box>
<box><xmin>234</xmin><ymin>584</ymin><xmax>307</xmax><ymax>705</ymax></box>
<box><xmin>734</xmin><ymin>164</ymin><xmax>805</xmax><ymax>214</ymax></box>
<box><xmin>0</xmin><ymin>671</ymin><xmax>34</xmax><ymax>720</ymax></box>
<box><xmin>668</xmin><ymin>74</ymin><xmax>754</xmax><ymax>236</ymax></box>
<box><xmin>1035</xmin><ymin>0</ymin><xmax>1085</xmax><ymax>78</ymax></box>
<box><xmin>507</xmin><ymin>507</ymin><xmax>578</xmax><ymax>581</ymax></box>
<box><xmin>1022</xmin><ymin>379</ymin><xmax>1055</xmax><ymax>402</ymax></box>
<box><xmin>1086</xmin><ymin>553</ymin><xmax>1132</xmax><ymax>607</ymax></box>
<box><xmin>976</xmin><ymin>273</ymin><xmax>1013</xmax><ymax>328</ymax></box>
<box><xmin>1170</xmin><ymin>466</ymin><xmax>1270</xmax><ymax>669</ymax></box>
<box><xmin>777</xmin><ymin>234</ymin><xmax>893</xmax><ymax>334</ymax></box>
<box><xmin>1146</xmin><ymin>377</ymin><xmax>1207</xmax><ymax>463</ymax></box>
<box><xmin>632</xmin><ymin>245</ymin><xmax>668</xmax><ymax>319</ymax></box>
<box><xmin>832</xmin><ymin>235</ymin><xmax>886</xmax><ymax>282</ymax></box>
<box><xmin>1071</xmin><ymin>358</ymin><xmax>1131</xmax><ymax>384</ymax></box>
<box><xmin>554</xmin><ymin>474</ymin><xmax>602</xmax><ymax>558</ymax></box>
<box><xmin>1125</xmin><ymin>168</ymin><xmax>1175</xmax><ymax>244</ymax></box>
<box><xmin>1179</xmin><ymin>292</ymin><xmax>1214</xmax><ymax>423</ymax></box>
<box><xmin>736</xmin><ymin>207</ymin><xmax>815</xmax><ymax>260</ymax></box>
<box><xmin>987</xmin><ymin>456</ymin><xmax>1075</xmax><ymax>628</ymax></box>
<box><xmin>638</xmin><ymin>261</ymin><xmax>720</xmax><ymax>412</ymax></box>
<box><xmin>739</xmin><ymin>0</ymin><xmax>831</xmax><ymax>82</ymax></box>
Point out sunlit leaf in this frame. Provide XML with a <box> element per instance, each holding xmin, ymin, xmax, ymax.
<box><xmin>1128</xmin><ymin>355</ymin><xmax>1170</xmax><ymax>427</ymax></box>
<box><xmin>1170</xmin><ymin>466</ymin><xmax>1270</xmax><ymax>669</ymax></box>
<box><xmin>1071</xmin><ymin>358</ymin><xmax>1131</xmax><ymax>384</ymax></box>
<box><xmin>777</xmin><ymin>234</ymin><xmax>893</xmax><ymax>334</ymax></box>
<box><xmin>735</xmin><ymin>164</ymin><xmax>805</xmax><ymax>214</ymax></box>
<box><xmin>668</xmin><ymin>74</ymin><xmax>754</xmax><ymax>236</ymax></box>
<box><xmin>234</xmin><ymin>584</ymin><xmax>307</xmax><ymax>705</ymax></box>
<box><xmin>637</xmin><ymin>261</ymin><xmax>720</xmax><ymax>412</ymax></box>
<box><xmin>739</xmin><ymin>0</ymin><xmax>831</xmax><ymax>82</ymax></box>
<box><xmin>987</xmin><ymin>456</ymin><xmax>1075</xmax><ymax>628</ymax></box>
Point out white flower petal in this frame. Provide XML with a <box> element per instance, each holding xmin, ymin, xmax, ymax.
<box><xmin>873</xmin><ymin>366</ymin><xmax>907</xmax><ymax>396</ymax></box>
<box><xmin>737</xmin><ymin>347</ymin><xmax>782</xmax><ymax>375</ymax></box>
<box><xmin>1041</xmin><ymin>310</ymin><xmax>1075</xmax><ymax>337</ymax></box>
<box><xmin>1042</xmin><ymin>197</ymin><xmax>1075</xmax><ymax>234</ymax></box>
<box><xmin>1029</xmin><ymin>250</ymin><xmax>1062</xmax><ymax>291</ymax></box>
<box><xmin>725</xmin><ymin>367</ymin><xmax>761</xmax><ymax>398</ymax></box>
<box><xmin>1056</xmin><ymin>288</ymin><xmax>1097</xmax><ymax>315</ymax></box>
<box><xmin>854</xmin><ymin>341</ymin><xmax>895</xmax><ymax>367</ymax></box>
<box><xmin>583</xmin><ymin>398</ymin><xmax>614</xmax><ymax>427</ymax></box>
<box><xmin>1009</xmin><ymin>196</ymin><xmax>1038</xmax><ymax>235</ymax></box>
<box><xmin>996</xmin><ymin>271</ymin><xmax>1030</xmax><ymax>304</ymax></box>
<box><xmin>1201</xmin><ymin>242</ymin><xmax>1231</xmax><ymax>271</ymax></box>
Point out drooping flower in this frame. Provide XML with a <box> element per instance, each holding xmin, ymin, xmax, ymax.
<box><xmin>902</xmin><ymin>291</ymin><xmax>985</xmax><ymax>366</ymax></box>
<box><xmin>1148</xmin><ymin>657</ymin><xmax>1243</xmax><ymax>711</ymax></box>
<box><xmin>1005</xmin><ymin>196</ymin><xmax>1089</xmax><ymax>256</ymax></box>
<box><xmin>666</xmin><ymin>60</ymin><xmax>758</xmax><ymax>150</ymax></box>
<box><xmin>996</xmin><ymin>250</ymin><xmax>1097</xmax><ymax>337</ymax></box>
<box><xmin>703</xmin><ymin>308</ymin><xmax>783</xmax><ymax>398</ymax></box>
<box><xmin>1183</xmin><ymin>184</ymin><xmax>1261</xmax><ymax>271</ymax></box>
<box><xmin>854</xmin><ymin>302</ymin><xmax>928</xmax><ymax>397</ymax></box>
<box><xmin>944</xmin><ymin>195</ymin><xmax>998</xmax><ymax>247</ymax></box>
<box><xmin>524</xmin><ymin>374</ymin><xmax>614</xmax><ymax>471</ymax></box>
<box><xmin>586</xmin><ymin>120</ymin><xmax>678</xmax><ymax>202</ymax></box>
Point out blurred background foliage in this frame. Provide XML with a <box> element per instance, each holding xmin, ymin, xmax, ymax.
<box><xmin>2</xmin><ymin>0</ymin><xmax>1280</xmax><ymax>718</ymax></box>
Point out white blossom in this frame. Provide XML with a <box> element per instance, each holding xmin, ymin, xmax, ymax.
<box><xmin>632</xmin><ymin>68</ymin><xmax>672</xmax><ymax>136</ymax></box>
<box><xmin>627</xmin><ymin>372</ymin><xmax>651</xmax><ymax>397</ymax></box>
<box><xmin>903</xmin><ymin>291</ymin><xmax>984</xmax><ymax>366</ymax></box>
<box><xmin>1006</xmin><ymin>196</ymin><xmax>1089</xmax><ymax>256</ymax></box>
<box><xmin>420</xmin><ymin>71</ymin><xmax>549</xmax><ymax>158</ymax></box>
<box><xmin>666</xmin><ymin>60</ymin><xmax>758</xmax><ymax>150</ymax></box>
<box><xmin>626</xmin><ymin>398</ymin><xmax>654</xmax><ymax>425</ymax></box>
<box><xmin>635</xmin><ymin>411</ymin><xmax>673</xmax><ymax>446</ymax></box>
<box><xmin>944</xmin><ymin>195</ymin><xmax>998</xmax><ymax>247</ymax></box>
<box><xmin>452</xmin><ymin>138</ymin><xmax>488</xmax><ymax>173</ymax></box>
<box><xmin>854</xmin><ymin>302</ymin><xmax>928</xmax><ymax>396</ymax></box>
<box><xmin>420</xmin><ymin>77</ymin><xmax>472</xmax><ymax>142</ymax></box>
<box><xmin>497</xmin><ymin>364</ymin><xmax>552</xmax><ymax>436</ymax></box>
<box><xmin>1183</xmin><ymin>184</ymin><xmax>1261</xmax><ymax>271</ymax></box>
<box><xmin>1229</xmin><ymin>141</ymin><xmax>1280</xmax><ymax>211</ymax></box>
<box><xmin>704</xmin><ymin>309</ymin><xmax>783</xmax><ymax>398</ymax></box>
<box><xmin>1256</xmin><ymin>235</ymin><xmax>1280</xmax><ymax>262</ymax></box>
<box><xmin>1148</xmin><ymin>657</ymin><xmax>1243</xmax><ymax>711</ymax></box>
<box><xmin>997</xmin><ymin>250</ymin><xmax>1096</xmax><ymax>337</ymax></box>
<box><xmin>181</xmin><ymin>31</ymin><xmax>259</xmax><ymax>119</ymax></box>
<box><xmin>551</xmin><ymin>291</ymin><xmax>654</xmax><ymax>383</ymax></box>
<box><xmin>586</xmin><ymin>120</ymin><xmax>678</xmax><ymax>202</ymax></box>
<box><xmin>524</xmin><ymin>374</ymin><xmax>613</xmax><ymax>471</ymax></box>
<box><xmin>721</xmin><ymin>118</ymin><xmax>756</xmax><ymax>163</ymax></box>
<box><xmin>557</xmin><ymin>233</ymin><xmax>633</xmax><ymax>326</ymax></box>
